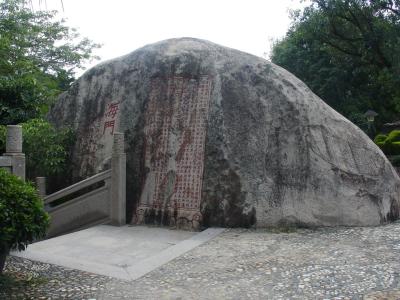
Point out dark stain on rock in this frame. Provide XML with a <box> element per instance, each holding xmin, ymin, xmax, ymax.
<box><xmin>125</xmin><ymin>119</ymin><xmax>147</xmax><ymax>223</ymax></box>
<box><xmin>202</xmin><ymin>168</ymin><xmax>256</xmax><ymax>228</ymax></box>
<box><xmin>387</xmin><ymin>198</ymin><xmax>400</xmax><ymax>222</ymax></box>
<box><xmin>144</xmin><ymin>208</ymin><xmax>156</xmax><ymax>224</ymax></box>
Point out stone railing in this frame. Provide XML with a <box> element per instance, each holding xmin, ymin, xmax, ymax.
<box><xmin>0</xmin><ymin>125</ymin><xmax>25</xmax><ymax>180</ymax></box>
<box><xmin>41</xmin><ymin>132</ymin><xmax>126</xmax><ymax>237</ymax></box>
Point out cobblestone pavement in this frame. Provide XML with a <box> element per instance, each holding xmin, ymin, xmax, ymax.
<box><xmin>3</xmin><ymin>222</ymin><xmax>400</xmax><ymax>299</ymax></box>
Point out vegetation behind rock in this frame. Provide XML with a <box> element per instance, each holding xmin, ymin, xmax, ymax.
<box><xmin>271</xmin><ymin>0</ymin><xmax>400</xmax><ymax>131</ymax></box>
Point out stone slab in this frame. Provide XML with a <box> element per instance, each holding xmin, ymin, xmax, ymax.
<box><xmin>12</xmin><ymin>225</ymin><xmax>224</xmax><ymax>280</ymax></box>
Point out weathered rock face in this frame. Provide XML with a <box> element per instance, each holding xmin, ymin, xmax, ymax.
<box><xmin>49</xmin><ymin>37</ymin><xmax>400</xmax><ymax>229</ymax></box>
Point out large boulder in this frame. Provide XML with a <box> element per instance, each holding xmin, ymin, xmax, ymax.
<box><xmin>49</xmin><ymin>37</ymin><xmax>400</xmax><ymax>229</ymax></box>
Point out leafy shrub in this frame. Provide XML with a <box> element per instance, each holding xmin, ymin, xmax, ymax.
<box><xmin>386</xmin><ymin>130</ymin><xmax>400</xmax><ymax>143</ymax></box>
<box><xmin>374</xmin><ymin>134</ymin><xmax>387</xmax><ymax>145</ymax></box>
<box><xmin>0</xmin><ymin>119</ymin><xmax>75</xmax><ymax>186</ymax></box>
<box><xmin>21</xmin><ymin>119</ymin><xmax>74</xmax><ymax>180</ymax></box>
<box><xmin>0</xmin><ymin>168</ymin><xmax>49</xmax><ymax>254</ymax></box>
<box><xmin>374</xmin><ymin>131</ymin><xmax>400</xmax><ymax>156</ymax></box>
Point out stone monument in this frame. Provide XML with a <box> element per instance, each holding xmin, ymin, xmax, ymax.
<box><xmin>49</xmin><ymin>38</ymin><xmax>400</xmax><ymax>229</ymax></box>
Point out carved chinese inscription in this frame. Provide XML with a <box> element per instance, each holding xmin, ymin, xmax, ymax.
<box><xmin>136</xmin><ymin>75</ymin><xmax>212</xmax><ymax>229</ymax></box>
<box><xmin>103</xmin><ymin>102</ymin><xmax>120</xmax><ymax>135</ymax></box>
<box><xmin>77</xmin><ymin>101</ymin><xmax>121</xmax><ymax>177</ymax></box>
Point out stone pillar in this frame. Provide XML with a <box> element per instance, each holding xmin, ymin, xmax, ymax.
<box><xmin>110</xmin><ymin>132</ymin><xmax>126</xmax><ymax>226</ymax></box>
<box><xmin>6</xmin><ymin>125</ymin><xmax>23</xmax><ymax>153</ymax></box>
<box><xmin>4</xmin><ymin>125</ymin><xmax>25</xmax><ymax>181</ymax></box>
<box><xmin>36</xmin><ymin>177</ymin><xmax>46</xmax><ymax>198</ymax></box>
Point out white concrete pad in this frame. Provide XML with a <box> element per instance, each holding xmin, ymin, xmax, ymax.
<box><xmin>12</xmin><ymin>225</ymin><xmax>225</xmax><ymax>280</ymax></box>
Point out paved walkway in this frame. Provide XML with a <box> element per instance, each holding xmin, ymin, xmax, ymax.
<box><xmin>12</xmin><ymin>225</ymin><xmax>224</xmax><ymax>280</ymax></box>
<box><xmin>3</xmin><ymin>222</ymin><xmax>400</xmax><ymax>299</ymax></box>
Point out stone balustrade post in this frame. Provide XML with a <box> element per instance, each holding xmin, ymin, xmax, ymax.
<box><xmin>36</xmin><ymin>177</ymin><xmax>46</xmax><ymax>198</ymax></box>
<box><xmin>4</xmin><ymin>125</ymin><xmax>25</xmax><ymax>181</ymax></box>
<box><xmin>110</xmin><ymin>132</ymin><xmax>126</xmax><ymax>226</ymax></box>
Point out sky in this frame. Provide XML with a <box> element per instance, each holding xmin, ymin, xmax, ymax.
<box><xmin>41</xmin><ymin>0</ymin><xmax>307</xmax><ymax>74</ymax></box>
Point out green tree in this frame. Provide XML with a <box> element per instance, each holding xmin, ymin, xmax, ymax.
<box><xmin>0</xmin><ymin>168</ymin><xmax>49</xmax><ymax>273</ymax></box>
<box><xmin>271</xmin><ymin>0</ymin><xmax>400</xmax><ymax>129</ymax></box>
<box><xmin>0</xmin><ymin>119</ymin><xmax>74</xmax><ymax>190</ymax></box>
<box><xmin>21</xmin><ymin>118</ymin><xmax>74</xmax><ymax>180</ymax></box>
<box><xmin>0</xmin><ymin>0</ymin><xmax>100</xmax><ymax>125</ymax></box>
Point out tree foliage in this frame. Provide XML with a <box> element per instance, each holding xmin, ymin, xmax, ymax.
<box><xmin>0</xmin><ymin>119</ymin><xmax>74</xmax><ymax>186</ymax></box>
<box><xmin>271</xmin><ymin>0</ymin><xmax>400</xmax><ymax>129</ymax></box>
<box><xmin>375</xmin><ymin>130</ymin><xmax>400</xmax><ymax>155</ymax></box>
<box><xmin>21</xmin><ymin>118</ymin><xmax>74</xmax><ymax>180</ymax></box>
<box><xmin>0</xmin><ymin>168</ymin><xmax>49</xmax><ymax>257</ymax></box>
<box><xmin>0</xmin><ymin>0</ymin><xmax>100</xmax><ymax>125</ymax></box>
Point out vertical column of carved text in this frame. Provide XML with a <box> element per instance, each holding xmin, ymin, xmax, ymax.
<box><xmin>168</xmin><ymin>76</ymin><xmax>183</xmax><ymax>210</ymax></box>
<box><xmin>177</xmin><ymin>77</ymin><xmax>197</xmax><ymax>211</ymax></box>
<box><xmin>171</xmin><ymin>77</ymin><xmax>189</xmax><ymax>210</ymax></box>
<box><xmin>185</xmin><ymin>78</ymin><xmax>199</xmax><ymax>211</ymax></box>
<box><xmin>193</xmin><ymin>76</ymin><xmax>212</xmax><ymax>210</ymax></box>
<box><xmin>152</xmin><ymin>94</ymin><xmax>163</xmax><ymax>210</ymax></box>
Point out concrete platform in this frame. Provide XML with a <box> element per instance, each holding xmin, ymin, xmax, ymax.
<box><xmin>12</xmin><ymin>225</ymin><xmax>224</xmax><ymax>280</ymax></box>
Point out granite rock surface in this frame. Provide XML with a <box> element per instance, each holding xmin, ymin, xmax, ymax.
<box><xmin>49</xmin><ymin>37</ymin><xmax>400</xmax><ymax>228</ymax></box>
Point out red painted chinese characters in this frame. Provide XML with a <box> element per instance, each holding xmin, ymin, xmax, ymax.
<box><xmin>103</xmin><ymin>102</ymin><xmax>120</xmax><ymax>135</ymax></box>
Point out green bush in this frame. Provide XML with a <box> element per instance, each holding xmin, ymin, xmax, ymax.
<box><xmin>374</xmin><ymin>131</ymin><xmax>400</xmax><ymax>156</ymax></box>
<box><xmin>0</xmin><ymin>119</ymin><xmax>74</xmax><ymax>184</ymax></box>
<box><xmin>21</xmin><ymin>119</ymin><xmax>74</xmax><ymax>180</ymax></box>
<box><xmin>386</xmin><ymin>130</ymin><xmax>400</xmax><ymax>143</ymax></box>
<box><xmin>374</xmin><ymin>134</ymin><xmax>387</xmax><ymax>145</ymax></box>
<box><xmin>0</xmin><ymin>168</ymin><xmax>49</xmax><ymax>253</ymax></box>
